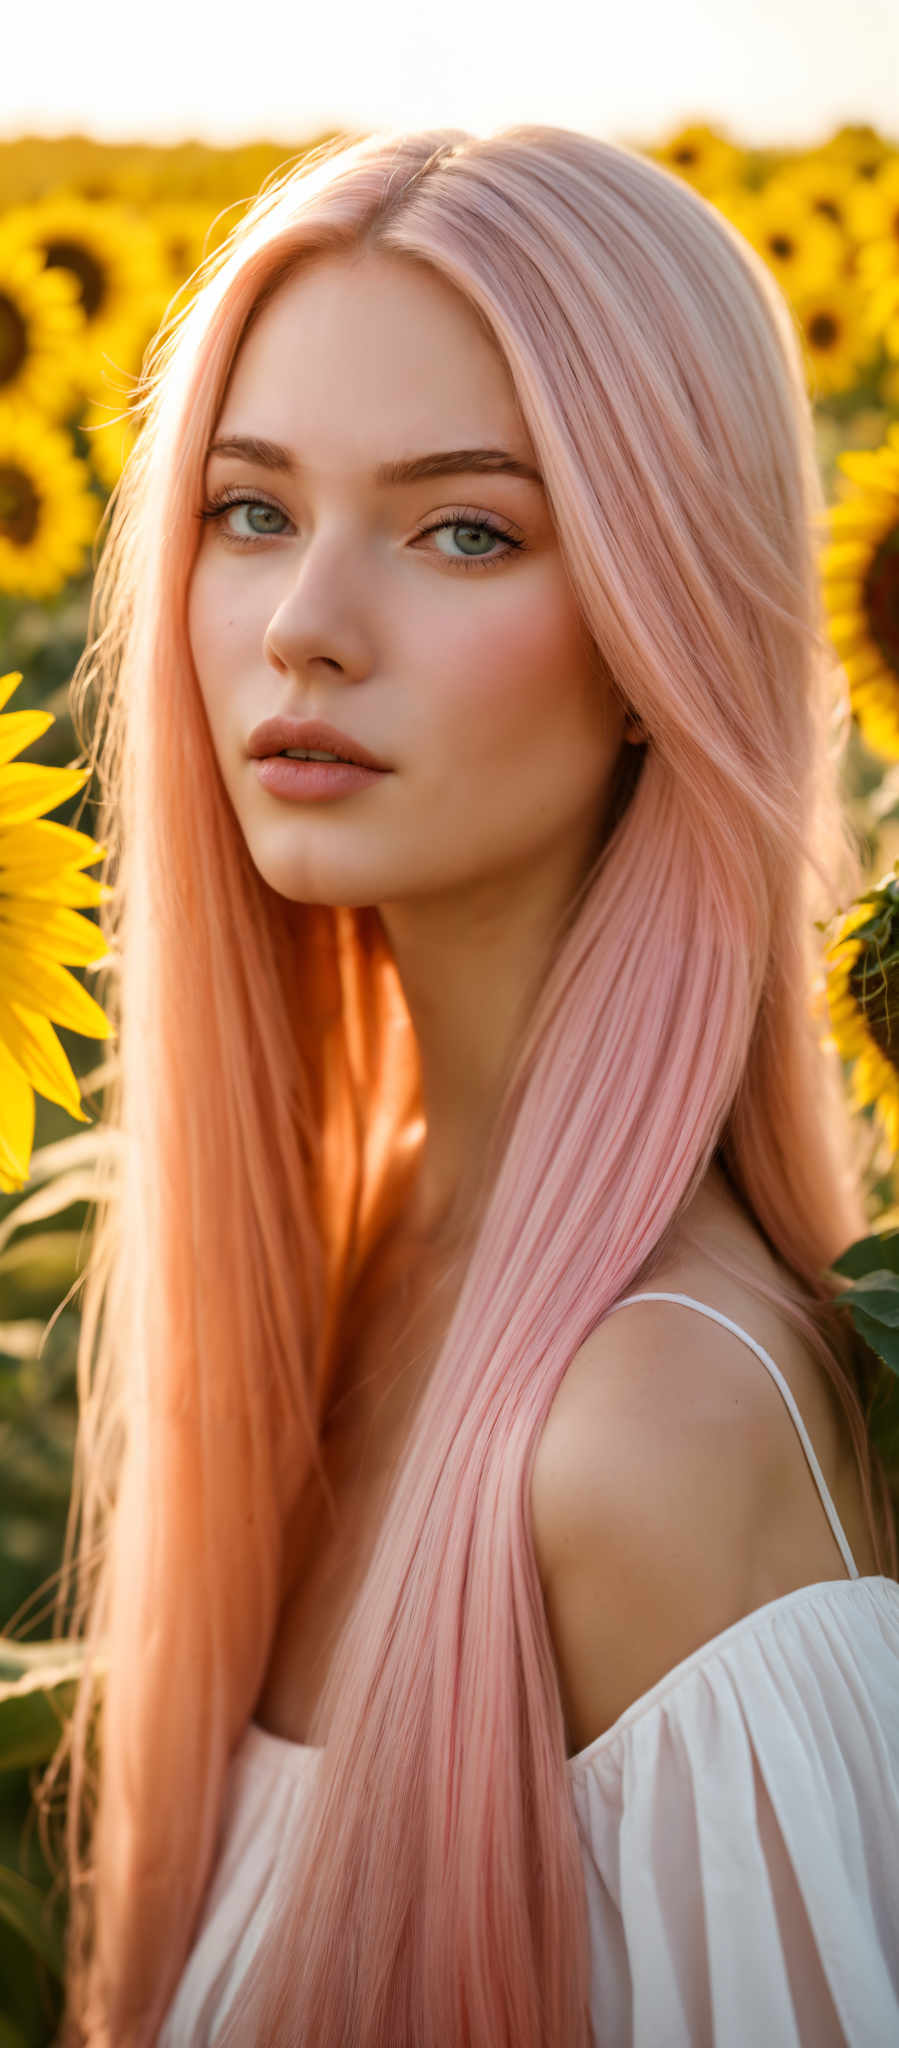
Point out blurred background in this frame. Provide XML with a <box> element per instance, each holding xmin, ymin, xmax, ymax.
<box><xmin>5</xmin><ymin>0</ymin><xmax>899</xmax><ymax>150</ymax></box>
<box><xmin>2</xmin><ymin>1</ymin><xmax>899</xmax><ymax>2037</ymax></box>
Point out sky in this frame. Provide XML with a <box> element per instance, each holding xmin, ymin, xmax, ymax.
<box><xmin>2</xmin><ymin>0</ymin><xmax>897</xmax><ymax>153</ymax></box>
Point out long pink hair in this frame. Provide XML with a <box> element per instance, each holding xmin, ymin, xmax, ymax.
<box><xmin>41</xmin><ymin>122</ymin><xmax>895</xmax><ymax>2044</ymax></box>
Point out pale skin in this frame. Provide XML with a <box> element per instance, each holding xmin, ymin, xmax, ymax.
<box><xmin>188</xmin><ymin>248</ymin><xmax>876</xmax><ymax>1755</ymax></box>
<box><xmin>189</xmin><ymin>246</ymin><xmax>643</xmax><ymax>1245</ymax></box>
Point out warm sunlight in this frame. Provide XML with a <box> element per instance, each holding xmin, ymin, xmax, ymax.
<box><xmin>2</xmin><ymin>0</ymin><xmax>897</xmax><ymax>147</ymax></box>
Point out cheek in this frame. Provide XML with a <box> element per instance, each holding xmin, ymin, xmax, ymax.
<box><xmin>186</xmin><ymin>564</ymin><xmax>252</xmax><ymax>759</ymax></box>
<box><xmin>426</xmin><ymin>575</ymin><xmax>607</xmax><ymax>787</ymax></box>
<box><xmin>187</xmin><ymin>559</ymin><xmax>233</xmax><ymax>682</ymax></box>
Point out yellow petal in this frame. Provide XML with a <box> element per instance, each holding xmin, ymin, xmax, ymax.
<box><xmin>0</xmin><ymin>817</ymin><xmax>109</xmax><ymax>875</ymax></box>
<box><xmin>0</xmin><ymin>993</ymin><xmax>89</xmax><ymax>1122</ymax></box>
<box><xmin>0</xmin><ymin>762</ymin><xmax>90</xmax><ymax>826</ymax></box>
<box><xmin>0</xmin><ymin>940</ymin><xmax>114</xmax><ymax>1039</ymax></box>
<box><xmin>821</xmin><ymin>540</ymin><xmax>880</xmax><ymax>571</ymax></box>
<box><xmin>827</xmin><ymin>501</ymin><xmax>893</xmax><ymax>538</ymax></box>
<box><xmin>0</xmin><ymin>709</ymin><xmax>55</xmax><ymax>766</ymax></box>
<box><xmin>822</xmin><ymin>580</ymin><xmax>864</xmax><ymax>611</ymax></box>
<box><xmin>838</xmin><ymin>451</ymin><xmax>899</xmax><ymax>491</ymax></box>
<box><xmin>826</xmin><ymin>615</ymin><xmax>869</xmax><ymax>653</ymax></box>
<box><xmin>22</xmin><ymin>870</ymin><xmax>114</xmax><ymax>909</ymax></box>
<box><xmin>0</xmin><ymin>1032</ymin><xmax>35</xmax><ymax>1188</ymax></box>
<box><xmin>0</xmin><ymin>897</ymin><xmax>111</xmax><ymax>966</ymax></box>
<box><xmin>0</xmin><ymin>673</ymin><xmax>24</xmax><ymax>714</ymax></box>
<box><xmin>843</xmin><ymin>645</ymin><xmax>889</xmax><ymax>682</ymax></box>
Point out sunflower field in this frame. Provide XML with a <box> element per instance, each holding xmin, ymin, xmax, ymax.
<box><xmin>0</xmin><ymin>118</ymin><xmax>898</xmax><ymax>2042</ymax></box>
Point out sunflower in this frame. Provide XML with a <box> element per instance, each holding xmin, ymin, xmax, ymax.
<box><xmin>0</xmin><ymin>228</ymin><xmax>85</xmax><ymax>422</ymax></box>
<box><xmin>716</xmin><ymin>176</ymin><xmax>848</xmax><ymax>295</ymax></box>
<box><xmin>0</xmin><ymin>400</ymin><xmax>100</xmax><ymax>598</ymax></box>
<box><xmin>844</xmin><ymin>155</ymin><xmax>899</xmax><ymax>276</ymax></box>
<box><xmin>853</xmin><ymin>248</ymin><xmax>899</xmax><ymax>407</ymax></box>
<box><xmin>119</xmin><ymin>139</ymin><xmax>240</xmax><ymax>209</ymax></box>
<box><xmin>0</xmin><ymin>191</ymin><xmax>172</xmax><ymax>410</ymax></box>
<box><xmin>645</xmin><ymin>121</ymin><xmax>747</xmax><ymax>197</ymax></box>
<box><xmin>820</xmin><ymin>423</ymin><xmax>899</xmax><ymax>761</ymax></box>
<box><xmin>144</xmin><ymin>198</ymin><xmax>226</xmax><ymax>292</ymax></box>
<box><xmin>78</xmin><ymin>390</ymin><xmax>142</xmax><ymax>497</ymax></box>
<box><xmin>782</xmin><ymin>153</ymin><xmax>859</xmax><ymax>238</ymax></box>
<box><xmin>792</xmin><ymin>274</ymin><xmax>880</xmax><ymax>400</ymax></box>
<box><xmin>822</xmin><ymin>869</ymin><xmax>899</xmax><ymax>1157</ymax></box>
<box><xmin>0</xmin><ymin>671</ymin><xmax>114</xmax><ymax>1194</ymax></box>
<box><xmin>0</xmin><ymin>137</ymin><xmax>118</xmax><ymax>210</ymax></box>
<box><xmin>857</xmin><ymin>244</ymin><xmax>899</xmax><ymax>343</ymax></box>
<box><xmin>815</xmin><ymin>124</ymin><xmax>893</xmax><ymax>183</ymax></box>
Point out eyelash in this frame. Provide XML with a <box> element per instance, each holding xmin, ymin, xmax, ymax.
<box><xmin>194</xmin><ymin>488</ymin><xmax>525</xmax><ymax>572</ymax></box>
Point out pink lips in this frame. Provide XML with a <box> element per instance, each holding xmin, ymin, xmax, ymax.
<box><xmin>254</xmin><ymin>757</ymin><xmax>387</xmax><ymax>802</ymax></box>
<box><xmin>247</xmin><ymin>715</ymin><xmax>389</xmax><ymax>772</ymax></box>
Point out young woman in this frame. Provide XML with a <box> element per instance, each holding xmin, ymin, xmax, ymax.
<box><xmin>51</xmin><ymin>124</ymin><xmax>898</xmax><ymax>2046</ymax></box>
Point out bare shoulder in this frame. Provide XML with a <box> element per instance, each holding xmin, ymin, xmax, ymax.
<box><xmin>529</xmin><ymin>1197</ymin><xmax>869</xmax><ymax>1755</ymax></box>
<box><xmin>530</xmin><ymin>1291</ymin><xmax>782</xmax><ymax>1752</ymax></box>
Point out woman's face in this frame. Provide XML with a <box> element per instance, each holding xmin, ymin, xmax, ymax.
<box><xmin>188</xmin><ymin>248</ymin><xmax>632</xmax><ymax>912</ymax></box>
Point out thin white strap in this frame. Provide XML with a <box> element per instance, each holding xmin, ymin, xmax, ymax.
<box><xmin>606</xmin><ymin>1291</ymin><xmax>860</xmax><ymax>1579</ymax></box>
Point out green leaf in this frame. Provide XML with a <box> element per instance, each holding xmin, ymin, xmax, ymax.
<box><xmin>836</xmin><ymin>1271</ymin><xmax>899</xmax><ymax>1321</ymax></box>
<box><xmin>826</xmin><ymin>1239</ymin><xmax>899</xmax><ymax>1367</ymax></box>
<box><xmin>0</xmin><ymin>1865</ymin><xmax>64</xmax><ymax>1978</ymax></box>
<box><xmin>845</xmin><ymin>1304</ymin><xmax>899</xmax><ymax>1377</ymax></box>
<box><xmin>869</xmin><ymin>1377</ymin><xmax>899</xmax><ymax>1467</ymax></box>
<box><xmin>0</xmin><ymin>1681</ymin><xmax>79</xmax><ymax>1773</ymax></box>
<box><xmin>824</xmin><ymin>1237</ymin><xmax>899</xmax><ymax>1459</ymax></box>
<box><xmin>830</xmin><ymin>1230</ymin><xmax>899</xmax><ymax>1281</ymax></box>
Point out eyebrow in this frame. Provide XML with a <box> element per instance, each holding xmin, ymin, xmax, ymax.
<box><xmin>204</xmin><ymin>434</ymin><xmax>544</xmax><ymax>488</ymax></box>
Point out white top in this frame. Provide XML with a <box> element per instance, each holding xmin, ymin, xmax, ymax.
<box><xmin>159</xmin><ymin>1292</ymin><xmax>899</xmax><ymax>2046</ymax></box>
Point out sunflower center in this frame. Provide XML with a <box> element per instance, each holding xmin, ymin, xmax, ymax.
<box><xmin>0</xmin><ymin>463</ymin><xmax>40</xmax><ymax>545</ymax></box>
<box><xmin>862</xmin><ymin>521</ymin><xmax>899</xmax><ymax>671</ymax></box>
<box><xmin>848</xmin><ymin>941</ymin><xmax>899</xmax><ymax>1065</ymax></box>
<box><xmin>42</xmin><ymin>238</ymin><xmax>107</xmax><ymax>319</ymax></box>
<box><xmin>808</xmin><ymin>310</ymin><xmax>840</xmax><ymax>349</ymax></box>
<box><xmin>0</xmin><ymin>293</ymin><xmax>27</xmax><ymax>387</ymax></box>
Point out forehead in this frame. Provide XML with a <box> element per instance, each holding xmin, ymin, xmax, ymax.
<box><xmin>215</xmin><ymin>250</ymin><xmax>531</xmax><ymax>468</ymax></box>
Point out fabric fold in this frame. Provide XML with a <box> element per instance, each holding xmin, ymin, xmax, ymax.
<box><xmin>159</xmin><ymin>1578</ymin><xmax>899</xmax><ymax>2046</ymax></box>
<box><xmin>569</xmin><ymin>1577</ymin><xmax>899</xmax><ymax>2046</ymax></box>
